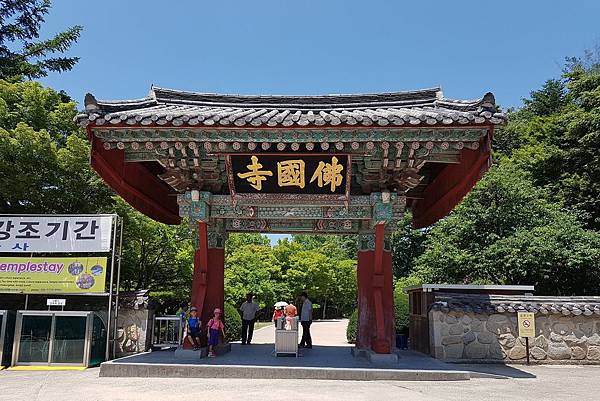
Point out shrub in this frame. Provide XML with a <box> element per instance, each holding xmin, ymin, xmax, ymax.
<box><xmin>346</xmin><ymin>309</ymin><xmax>358</xmax><ymax>343</ymax></box>
<box><xmin>223</xmin><ymin>302</ymin><xmax>242</xmax><ymax>342</ymax></box>
<box><xmin>394</xmin><ymin>276</ymin><xmax>421</xmax><ymax>334</ymax></box>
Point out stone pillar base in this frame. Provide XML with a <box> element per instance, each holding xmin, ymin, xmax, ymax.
<box><xmin>351</xmin><ymin>347</ymin><xmax>399</xmax><ymax>364</ymax></box>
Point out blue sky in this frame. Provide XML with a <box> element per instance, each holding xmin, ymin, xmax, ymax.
<box><xmin>38</xmin><ymin>1</ymin><xmax>600</xmax><ymax>244</ymax></box>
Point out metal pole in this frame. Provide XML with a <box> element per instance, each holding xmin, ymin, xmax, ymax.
<box><xmin>112</xmin><ymin>216</ymin><xmax>124</xmax><ymax>358</ymax></box>
<box><xmin>24</xmin><ymin>294</ymin><xmax>28</xmax><ymax>310</ymax></box>
<box><xmin>525</xmin><ymin>337</ymin><xmax>530</xmax><ymax>365</ymax></box>
<box><xmin>105</xmin><ymin>215</ymin><xmax>118</xmax><ymax>361</ymax></box>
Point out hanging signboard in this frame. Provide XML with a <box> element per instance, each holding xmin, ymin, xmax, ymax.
<box><xmin>227</xmin><ymin>154</ymin><xmax>351</xmax><ymax>196</ymax></box>
<box><xmin>0</xmin><ymin>215</ymin><xmax>113</xmax><ymax>253</ymax></box>
<box><xmin>0</xmin><ymin>256</ymin><xmax>107</xmax><ymax>294</ymax></box>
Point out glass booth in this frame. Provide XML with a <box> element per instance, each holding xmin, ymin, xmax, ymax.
<box><xmin>11</xmin><ymin>311</ymin><xmax>106</xmax><ymax>367</ymax></box>
<box><xmin>0</xmin><ymin>310</ymin><xmax>16</xmax><ymax>366</ymax></box>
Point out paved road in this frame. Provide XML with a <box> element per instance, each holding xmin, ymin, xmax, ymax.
<box><xmin>3</xmin><ymin>319</ymin><xmax>600</xmax><ymax>401</ymax></box>
<box><xmin>3</xmin><ymin>365</ymin><xmax>600</xmax><ymax>401</ymax></box>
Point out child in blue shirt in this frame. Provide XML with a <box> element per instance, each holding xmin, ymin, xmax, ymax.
<box><xmin>187</xmin><ymin>307</ymin><xmax>202</xmax><ymax>350</ymax></box>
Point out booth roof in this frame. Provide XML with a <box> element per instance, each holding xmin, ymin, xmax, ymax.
<box><xmin>431</xmin><ymin>293</ymin><xmax>600</xmax><ymax>316</ymax></box>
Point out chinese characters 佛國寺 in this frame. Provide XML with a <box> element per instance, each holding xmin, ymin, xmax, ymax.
<box><xmin>237</xmin><ymin>155</ymin><xmax>344</xmax><ymax>192</ymax></box>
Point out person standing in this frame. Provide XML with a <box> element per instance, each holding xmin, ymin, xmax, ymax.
<box><xmin>299</xmin><ymin>291</ymin><xmax>313</xmax><ymax>349</ymax></box>
<box><xmin>240</xmin><ymin>293</ymin><xmax>260</xmax><ymax>345</ymax></box>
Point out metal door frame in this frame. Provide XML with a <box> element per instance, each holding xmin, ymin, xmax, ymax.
<box><xmin>12</xmin><ymin>310</ymin><xmax>93</xmax><ymax>367</ymax></box>
<box><xmin>0</xmin><ymin>310</ymin><xmax>7</xmax><ymax>364</ymax></box>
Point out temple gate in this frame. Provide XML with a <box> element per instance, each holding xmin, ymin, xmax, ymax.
<box><xmin>77</xmin><ymin>86</ymin><xmax>504</xmax><ymax>354</ymax></box>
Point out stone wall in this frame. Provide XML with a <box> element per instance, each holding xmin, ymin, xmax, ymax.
<box><xmin>430</xmin><ymin>309</ymin><xmax>600</xmax><ymax>363</ymax></box>
<box><xmin>115</xmin><ymin>308</ymin><xmax>154</xmax><ymax>357</ymax></box>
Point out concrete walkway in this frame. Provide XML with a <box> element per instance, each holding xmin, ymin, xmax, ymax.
<box><xmin>249</xmin><ymin>319</ymin><xmax>349</xmax><ymax>346</ymax></box>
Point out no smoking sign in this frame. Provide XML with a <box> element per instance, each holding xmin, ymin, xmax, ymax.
<box><xmin>517</xmin><ymin>312</ymin><xmax>536</xmax><ymax>337</ymax></box>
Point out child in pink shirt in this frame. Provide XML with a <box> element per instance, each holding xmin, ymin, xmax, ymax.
<box><xmin>207</xmin><ymin>308</ymin><xmax>225</xmax><ymax>357</ymax></box>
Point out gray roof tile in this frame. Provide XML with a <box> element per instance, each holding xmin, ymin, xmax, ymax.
<box><xmin>77</xmin><ymin>86</ymin><xmax>506</xmax><ymax>128</ymax></box>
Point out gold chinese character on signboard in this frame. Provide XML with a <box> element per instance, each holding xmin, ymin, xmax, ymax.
<box><xmin>237</xmin><ymin>155</ymin><xmax>273</xmax><ymax>191</ymax></box>
<box><xmin>310</xmin><ymin>156</ymin><xmax>344</xmax><ymax>192</ymax></box>
<box><xmin>277</xmin><ymin>159</ymin><xmax>305</xmax><ymax>188</ymax></box>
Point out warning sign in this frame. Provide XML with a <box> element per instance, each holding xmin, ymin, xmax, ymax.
<box><xmin>517</xmin><ymin>312</ymin><xmax>536</xmax><ymax>338</ymax></box>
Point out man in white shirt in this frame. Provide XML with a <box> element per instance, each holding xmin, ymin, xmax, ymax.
<box><xmin>239</xmin><ymin>293</ymin><xmax>260</xmax><ymax>345</ymax></box>
<box><xmin>299</xmin><ymin>291</ymin><xmax>313</xmax><ymax>349</ymax></box>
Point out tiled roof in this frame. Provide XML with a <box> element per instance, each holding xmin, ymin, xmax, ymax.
<box><xmin>431</xmin><ymin>293</ymin><xmax>600</xmax><ymax>316</ymax></box>
<box><xmin>76</xmin><ymin>86</ymin><xmax>506</xmax><ymax>128</ymax></box>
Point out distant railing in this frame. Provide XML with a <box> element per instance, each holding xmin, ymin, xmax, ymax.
<box><xmin>152</xmin><ymin>315</ymin><xmax>183</xmax><ymax>348</ymax></box>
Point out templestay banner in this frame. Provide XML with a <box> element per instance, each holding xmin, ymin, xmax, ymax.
<box><xmin>0</xmin><ymin>215</ymin><xmax>113</xmax><ymax>253</ymax></box>
<box><xmin>0</xmin><ymin>256</ymin><xmax>108</xmax><ymax>294</ymax></box>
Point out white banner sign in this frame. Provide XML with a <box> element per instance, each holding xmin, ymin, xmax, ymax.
<box><xmin>47</xmin><ymin>299</ymin><xmax>66</xmax><ymax>306</ymax></box>
<box><xmin>0</xmin><ymin>215</ymin><xmax>113</xmax><ymax>253</ymax></box>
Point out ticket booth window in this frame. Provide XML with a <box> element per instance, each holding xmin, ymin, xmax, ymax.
<box><xmin>12</xmin><ymin>311</ymin><xmax>105</xmax><ymax>367</ymax></box>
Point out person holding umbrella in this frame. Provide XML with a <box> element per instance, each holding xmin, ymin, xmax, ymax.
<box><xmin>272</xmin><ymin>301</ymin><xmax>287</xmax><ymax>328</ymax></box>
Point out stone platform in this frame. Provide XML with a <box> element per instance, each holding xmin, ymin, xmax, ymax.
<box><xmin>100</xmin><ymin>321</ymin><xmax>522</xmax><ymax>381</ymax></box>
<box><xmin>100</xmin><ymin>346</ymin><xmax>475</xmax><ymax>381</ymax></box>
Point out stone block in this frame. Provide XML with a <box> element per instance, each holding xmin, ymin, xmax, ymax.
<box><xmin>444</xmin><ymin>343</ymin><xmax>464</xmax><ymax>359</ymax></box>
<box><xmin>547</xmin><ymin>343</ymin><xmax>571</xmax><ymax>360</ymax></box>
<box><xmin>442</xmin><ymin>335</ymin><xmax>462</xmax><ymax>345</ymax></box>
<box><xmin>463</xmin><ymin>331</ymin><xmax>476</xmax><ymax>344</ymax></box>
<box><xmin>448</xmin><ymin>324</ymin><xmax>463</xmax><ymax>336</ymax></box>
<box><xmin>571</xmin><ymin>346</ymin><xmax>587</xmax><ymax>360</ymax></box>
<box><xmin>564</xmin><ymin>334</ymin><xmax>587</xmax><ymax>346</ymax></box>
<box><xmin>549</xmin><ymin>332</ymin><xmax>564</xmax><ymax>343</ymax></box>
<box><xmin>464</xmin><ymin>342</ymin><xmax>488</xmax><ymax>359</ymax></box>
<box><xmin>487</xmin><ymin>314</ymin><xmax>509</xmax><ymax>334</ymax></box>
<box><xmin>446</xmin><ymin>314</ymin><xmax>458</xmax><ymax>324</ymax></box>
<box><xmin>498</xmin><ymin>333</ymin><xmax>516</xmax><ymax>348</ymax></box>
<box><xmin>534</xmin><ymin>335</ymin><xmax>548</xmax><ymax>350</ymax></box>
<box><xmin>587</xmin><ymin>346</ymin><xmax>600</xmax><ymax>360</ymax></box>
<box><xmin>488</xmin><ymin>342</ymin><xmax>505</xmax><ymax>360</ymax></box>
<box><xmin>508</xmin><ymin>345</ymin><xmax>527</xmax><ymax>360</ymax></box>
<box><xmin>438</xmin><ymin>313</ymin><xmax>445</xmax><ymax>323</ymax></box>
<box><xmin>587</xmin><ymin>333</ymin><xmax>600</xmax><ymax>346</ymax></box>
<box><xmin>471</xmin><ymin>319</ymin><xmax>483</xmax><ymax>332</ymax></box>
<box><xmin>440</xmin><ymin>324</ymin><xmax>449</xmax><ymax>337</ymax></box>
<box><xmin>552</xmin><ymin>323</ymin><xmax>571</xmax><ymax>336</ymax></box>
<box><xmin>579</xmin><ymin>321</ymin><xmax>594</xmax><ymax>337</ymax></box>
<box><xmin>477</xmin><ymin>331</ymin><xmax>495</xmax><ymax>345</ymax></box>
<box><xmin>174</xmin><ymin>347</ymin><xmax>208</xmax><ymax>359</ymax></box>
<box><xmin>531</xmin><ymin>347</ymin><xmax>547</xmax><ymax>360</ymax></box>
<box><xmin>461</xmin><ymin>314</ymin><xmax>472</xmax><ymax>325</ymax></box>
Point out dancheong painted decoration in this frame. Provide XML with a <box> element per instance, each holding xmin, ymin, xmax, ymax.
<box><xmin>77</xmin><ymin>85</ymin><xmax>505</xmax><ymax>354</ymax></box>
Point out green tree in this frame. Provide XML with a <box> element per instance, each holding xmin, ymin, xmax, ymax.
<box><xmin>224</xmin><ymin>233</ymin><xmax>269</xmax><ymax>258</ymax></box>
<box><xmin>494</xmin><ymin>58</ymin><xmax>600</xmax><ymax>231</ymax></box>
<box><xmin>413</xmin><ymin>163</ymin><xmax>600</xmax><ymax>295</ymax></box>
<box><xmin>389</xmin><ymin>214</ymin><xmax>426</xmax><ymax>279</ymax></box>
<box><xmin>0</xmin><ymin>80</ymin><xmax>113</xmax><ymax>214</ymax></box>
<box><xmin>115</xmin><ymin>198</ymin><xmax>194</xmax><ymax>292</ymax></box>
<box><xmin>224</xmin><ymin>244</ymin><xmax>284</xmax><ymax>311</ymax></box>
<box><xmin>0</xmin><ymin>0</ymin><xmax>82</xmax><ymax>80</ymax></box>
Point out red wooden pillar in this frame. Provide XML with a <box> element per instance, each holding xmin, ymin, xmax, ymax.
<box><xmin>190</xmin><ymin>222</ymin><xmax>225</xmax><ymax>345</ymax></box>
<box><xmin>356</xmin><ymin>224</ymin><xmax>395</xmax><ymax>353</ymax></box>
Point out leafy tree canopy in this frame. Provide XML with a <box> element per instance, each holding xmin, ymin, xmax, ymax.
<box><xmin>0</xmin><ymin>0</ymin><xmax>81</xmax><ymax>80</ymax></box>
<box><xmin>412</xmin><ymin>163</ymin><xmax>600</xmax><ymax>295</ymax></box>
<box><xmin>494</xmin><ymin>57</ymin><xmax>600</xmax><ymax>231</ymax></box>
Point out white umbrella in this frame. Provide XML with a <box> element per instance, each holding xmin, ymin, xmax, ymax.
<box><xmin>274</xmin><ymin>301</ymin><xmax>288</xmax><ymax>308</ymax></box>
